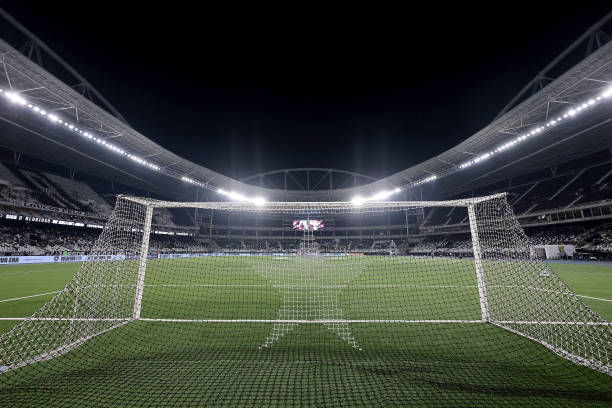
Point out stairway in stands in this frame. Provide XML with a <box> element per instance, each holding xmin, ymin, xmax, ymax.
<box><xmin>6</xmin><ymin>165</ymin><xmax>92</xmax><ymax>212</ymax></box>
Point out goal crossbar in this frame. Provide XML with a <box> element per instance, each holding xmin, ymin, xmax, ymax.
<box><xmin>120</xmin><ymin>192</ymin><xmax>509</xmax><ymax>211</ymax></box>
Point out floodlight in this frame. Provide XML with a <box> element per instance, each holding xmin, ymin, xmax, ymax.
<box><xmin>5</xmin><ymin>92</ymin><xmax>26</xmax><ymax>105</ymax></box>
<box><xmin>252</xmin><ymin>197</ymin><xmax>266</xmax><ymax>206</ymax></box>
<box><xmin>351</xmin><ymin>196</ymin><xmax>364</xmax><ymax>205</ymax></box>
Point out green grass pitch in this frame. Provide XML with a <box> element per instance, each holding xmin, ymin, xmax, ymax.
<box><xmin>1</xmin><ymin>257</ymin><xmax>611</xmax><ymax>406</ymax></box>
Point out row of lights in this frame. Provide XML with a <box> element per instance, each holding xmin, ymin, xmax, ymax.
<box><xmin>2</xmin><ymin>86</ymin><xmax>407</xmax><ymax>205</ymax></box>
<box><xmin>0</xmin><ymin>87</ymin><xmax>285</xmax><ymax>205</ymax></box>
<box><xmin>350</xmin><ymin>174</ymin><xmax>439</xmax><ymax>205</ymax></box>
<box><xmin>182</xmin><ymin>177</ymin><xmax>267</xmax><ymax>205</ymax></box>
<box><xmin>379</xmin><ymin>84</ymin><xmax>612</xmax><ymax>195</ymax></box>
<box><xmin>459</xmin><ymin>85</ymin><xmax>612</xmax><ymax>170</ymax></box>
<box><xmin>211</xmin><ymin>185</ymin><xmax>406</xmax><ymax>207</ymax></box>
<box><xmin>181</xmin><ymin>176</ymin><xmax>204</xmax><ymax>187</ymax></box>
<box><xmin>0</xmin><ymin>88</ymin><xmax>161</xmax><ymax>171</ymax></box>
<box><xmin>351</xmin><ymin>187</ymin><xmax>402</xmax><ymax>205</ymax></box>
<box><xmin>6</xmin><ymin>82</ymin><xmax>609</xmax><ymax>205</ymax></box>
<box><xmin>217</xmin><ymin>188</ymin><xmax>266</xmax><ymax>206</ymax></box>
<box><xmin>0</xmin><ymin>86</ymin><xmax>274</xmax><ymax>204</ymax></box>
<box><xmin>412</xmin><ymin>174</ymin><xmax>437</xmax><ymax>186</ymax></box>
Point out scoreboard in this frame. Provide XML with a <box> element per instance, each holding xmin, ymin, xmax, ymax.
<box><xmin>292</xmin><ymin>220</ymin><xmax>324</xmax><ymax>231</ymax></box>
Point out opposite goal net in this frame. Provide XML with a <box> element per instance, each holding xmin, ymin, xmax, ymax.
<box><xmin>1</xmin><ymin>193</ymin><xmax>611</xmax><ymax>406</ymax></box>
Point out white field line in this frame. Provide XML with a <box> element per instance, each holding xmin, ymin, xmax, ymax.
<box><xmin>0</xmin><ymin>270</ymin><xmax>52</xmax><ymax>276</ymax></box>
<box><xmin>142</xmin><ymin>318</ymin><xmax>485</xmax><ymax>324</ymax></box>
<box><xmin>575</xmin><ymin>294</ymin><xmax>612</xmax><ymax>303</ymax></box>
<box><xmin>143</xmin><ymin>284</ymin><xmax>612</xmax><ymax>302</ymax></box>
<box><xmin>144</xmin><ymin>284</ymin><xmax>266</xmax><ymax>287</ymax></box>
<box><xmin>0</xmin><ymin>318</ymin><xmax>481</xmax><ymax>323</ymax></box>
<box><xmin>0</xmin><ymin>267</ymin><xmax>73</xmax><ymax>276</ymax></box>
<box><xmin>0</xmin><ymin>291</ymin><xmax>60</xmax><ymax>303</ymax></box>
<box><xmin>558</xmin><ymin>271</ymin><xmax>612</xmax><ymax>276</ymax></box>
<box><xmin>0</xmin><ymin>317</ymin><xmax>130</xmax><ymax>321</ymax></box>
<box><xmin>488</xmin><ymin>285</ymin><xmax>612</xmax><ymax>303</ymax></box>
<box><xmin>140</xmin><ymin>284</ymin><xmax>477</xmax><ymax>289</ymax></box>
<box><xmin>0</xmin><ymin>284</ymin><xmax>610</xmax><ymax>303</ymax></box>
<box><xmin>495</xmin><ymin>320</ymin><xmax>612</xmax><ymax>326</ymax></box>
<box><xmin>0</xmin><ymin>317</ymin><xmax>610</xmax><ymax>326</ymax></box>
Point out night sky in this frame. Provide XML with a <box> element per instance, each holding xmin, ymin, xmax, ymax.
<box><xmin>1</xmin><ymin>3</ymin><xmax>611</xmax><ymax>180</ymax></box>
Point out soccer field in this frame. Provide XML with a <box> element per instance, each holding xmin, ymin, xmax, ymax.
<box><xmin>1</xmin><ymin>256</ymin><xmax>611</xmax><ymax>406</ymax></box>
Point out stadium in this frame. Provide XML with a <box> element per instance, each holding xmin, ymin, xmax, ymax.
<box><xmin>0</xmin><ymin>5</ymin><xmax>612</xmax><ymax>407</ymax></box>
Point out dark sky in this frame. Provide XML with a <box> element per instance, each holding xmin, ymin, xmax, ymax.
<box><xmin>1</xmin><ymin>3</ymin><xmax>611</xmax><ymax>180</ymax></box>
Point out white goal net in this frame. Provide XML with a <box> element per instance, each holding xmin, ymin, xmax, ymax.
<box><xmin>0</xmin><ymin>193</ymin><xmax>610</xmax><ymax>406</ymax></box>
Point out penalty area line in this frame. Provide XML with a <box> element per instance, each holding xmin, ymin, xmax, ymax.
<box><xmin>0</xmin><ymin>286</ymin><xmax>609</xmax><ymax>304</ymax></box>
<box><xmin>575</xmin><ymin>294</ymin><xmax>612</xmax><ymax>303</ymax></box>
<box><xmin>0</xmin><ymin>291</ymin><xmax>60</xmax><ymax>303</ymax></box>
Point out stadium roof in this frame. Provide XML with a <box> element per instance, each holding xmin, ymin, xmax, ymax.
<box><xmin>1</xmin><ymin>19</ymin><xmax>612</xmax><ymax>202</ymax></box>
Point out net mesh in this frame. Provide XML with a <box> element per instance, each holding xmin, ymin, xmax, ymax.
<box><xmin>0</xmin><ymin>194</ymin><xmax>611</xmax><ymax>406</ymax></box>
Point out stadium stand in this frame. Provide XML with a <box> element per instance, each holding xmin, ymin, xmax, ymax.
<box><xmin>0</xmin><ymin>152</ymin><xmax>609</xmax><ymax>260</ymax></box>
<box><xmin>0</xmin><ymin>150</ymin><xmax>607</xmax><ymax>262</ymax></box>
<box><xmin>0</xmin><ymin>220</ymin><xmax>204</xmax><ymax>256</ymax></box>
<box><xmin>166</xmin><ymin>207</ymin><xmax>194</xmax><ymax>226</ymax></box>
<box><xmin>421</xmin><ymin>151</ymin><xmax>612</xmax><ymax>229</ymax></box>
<box><xmin>152</xmin><ymin>208</ymin><xmax>178</xmax><ymax>228</ymax></box>
<box><xmin>0</xmin><ymin>222</ymin><xmax>98</xmax><ymax>256</ymax></box>
<box><xmin>44</xmin><ymin>172</ymin><xmax>113</xmax><ymax>216</ymax></box>
<box><xmin>0</xmin><ymin>162</ymin><xmax>26</xmax><ymax>189</ymax></box>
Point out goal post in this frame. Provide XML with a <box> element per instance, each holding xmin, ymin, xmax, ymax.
<box><xmin>132</xmin><ymin>205</ymin><xmax>153</xmax><ymax>320</ymax></box>
<box><xmin>467</xmin><ymin>203</ymin><xmax>490</xmax><ymax>322</ymax></box>
<box><xmin>1</xmin><ymin>192</ymin><xmax>611</xmax><ymax>385</ymax></box>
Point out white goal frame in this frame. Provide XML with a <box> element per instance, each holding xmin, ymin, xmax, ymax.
<box><xmin>125</xmin><ymin>193</ymin><xmax>507</xmax><ymax>324</ymax></box>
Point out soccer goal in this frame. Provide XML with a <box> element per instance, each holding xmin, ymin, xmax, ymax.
<box><xmin>1</xmin><ymin>193</ymin><xmax>610</xmax><ymax>406</ymax></box>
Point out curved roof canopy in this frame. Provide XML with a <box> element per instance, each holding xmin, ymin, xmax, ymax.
<box><xmin>1</xmin><ymin>18</ymin><xmax>612</xmax><ymax>202</ymax></box>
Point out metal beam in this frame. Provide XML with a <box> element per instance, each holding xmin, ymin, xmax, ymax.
<box><xmin>240</xmin><ymin>168</ymin><xmax>377</xmax><ymax>183</ymax></box>
<box><xmin>495</xmin><ymin>10</ymin><xmax>612</xmax><ymax>119</ymax></box>
<box><xmin>0</xmin><ymin>8</ymin><xmax>130</xmax><ymax>125</ymax></box>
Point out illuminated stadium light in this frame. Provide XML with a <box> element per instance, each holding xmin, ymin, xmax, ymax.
<box><xmin>351</xmin><ymin>187</ymin><xmax>403</xmax><ymax>204</ymax></box>
<box><xmin>351</xmin><ymin>196</ymin><xmax>365</xmax><ymax>205</ymax></box>
<box><xmin>3</xmin><ymin>80</ymin><xmax>610</xmax><ymax>199</ymax></box>
<box><xmin>251</xmin><ymin>197</ymin><xmax>266</xmax><ymax>206</ymax></box>
<box><xmin>216</xmin><ymin>188</ymin><xmax>267</xmax><ymax>205</ymax></box>
<box><xmin>0</xmin><ymin>87</ymin><xmax>161</xmax><ymax>172</ymax></box>
<box><xmin>458</xmin><ymin>84</ymin><xmax>612</xmax><ymax>170</ymax></box>
<box><xmin>3</xmin><ymin>91</ymin><xmax>26</xmax><ymax>105</ymax></box>
<box><xmin>413</xmin><ymin>174</ymin><xmax>437</xmax><ymax>186</ymax></box>
<box><xmin>370</xmin><ymin>191</ymin><xmax>391</xmax><ymax>201</ymax></box>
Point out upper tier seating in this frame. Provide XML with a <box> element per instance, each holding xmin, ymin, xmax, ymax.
<box><xmin>45</xmin><ymin>173</ymin><xmax>113</xmax><ymax>217</ymax></box>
